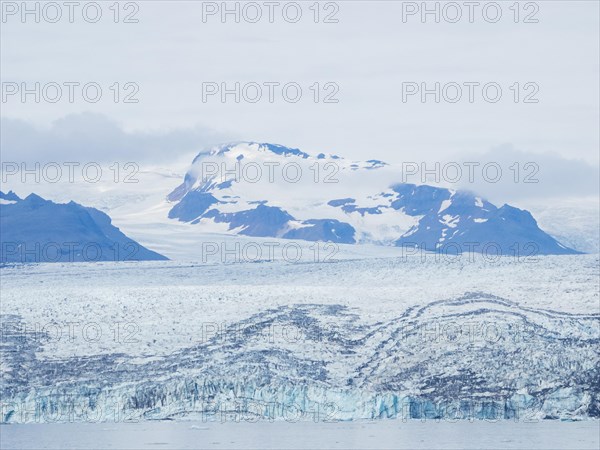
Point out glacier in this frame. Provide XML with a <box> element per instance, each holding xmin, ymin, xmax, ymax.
<box><xmin>1</xmin><ymin>254</ymin><xmax>598</xmax><ymax>424</ymax></box>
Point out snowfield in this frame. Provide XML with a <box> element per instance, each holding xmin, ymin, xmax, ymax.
<box><xmin>1</xmin><ymin>249</ymin><xmax>598</xmax><ymax>423</ymax></box>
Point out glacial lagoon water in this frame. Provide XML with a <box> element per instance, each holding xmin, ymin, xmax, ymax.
<box><xmin>1</xmin><ymin>420</ymin><xmax>599</xmax><ymax>449</ymax></box>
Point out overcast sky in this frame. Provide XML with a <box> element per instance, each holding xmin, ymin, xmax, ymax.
<box><xmin>1</xmin><ymin>1</ymin><xmax>599</xmax><ymax>189</ymax></box>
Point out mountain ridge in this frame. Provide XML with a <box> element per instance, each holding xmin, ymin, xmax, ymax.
<box><xmin>0</xmin><ymin>191</ymin><xmax>168</xmax><ymax>263</ymax></box>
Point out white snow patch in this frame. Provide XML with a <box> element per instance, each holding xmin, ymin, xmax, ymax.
<box><xmin>438</xmin><ymin>199</ymin><xmax>452</xmax><ymax>213</ymax></box>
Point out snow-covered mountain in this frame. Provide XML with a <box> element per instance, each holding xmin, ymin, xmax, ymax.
<box><xmin>166</xmin><ymin>142</ymin><xmax>578</xmax><ymax>255</ymax></box>
<box><xmin>0</xmin><ymin>191</ymin><xmax>167</xmax><ymax>263</ymax></box>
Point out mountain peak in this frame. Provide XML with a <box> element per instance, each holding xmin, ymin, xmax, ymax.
<box><xmin>193</xmin><ymin>141</ymin><xmax>344</xmax><ymax>163</ymax></box>
<box><xmin>22</xmin><ymin>193</ymin><xmax>48</xmax><ymax>207</ymax></box>
<box><xmin>0</xmin><ymin>191</ymin><xmax>21</xmax><ymax>202</ymax></box>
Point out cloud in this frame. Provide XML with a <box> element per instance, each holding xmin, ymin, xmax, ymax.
<box><xmin>2</xmin><ymin>116</ymin><xmax>597</xmax><ymax>204</ymax></box>
<box><xmin>0</xmin><ymin>113</ymin><xmax>235</xmax><ymax>165</ymax></box>
<box><xmin>454</xmin><ymin>144</ymin><xmax>599</xmax><ymax>203</ymax></box>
